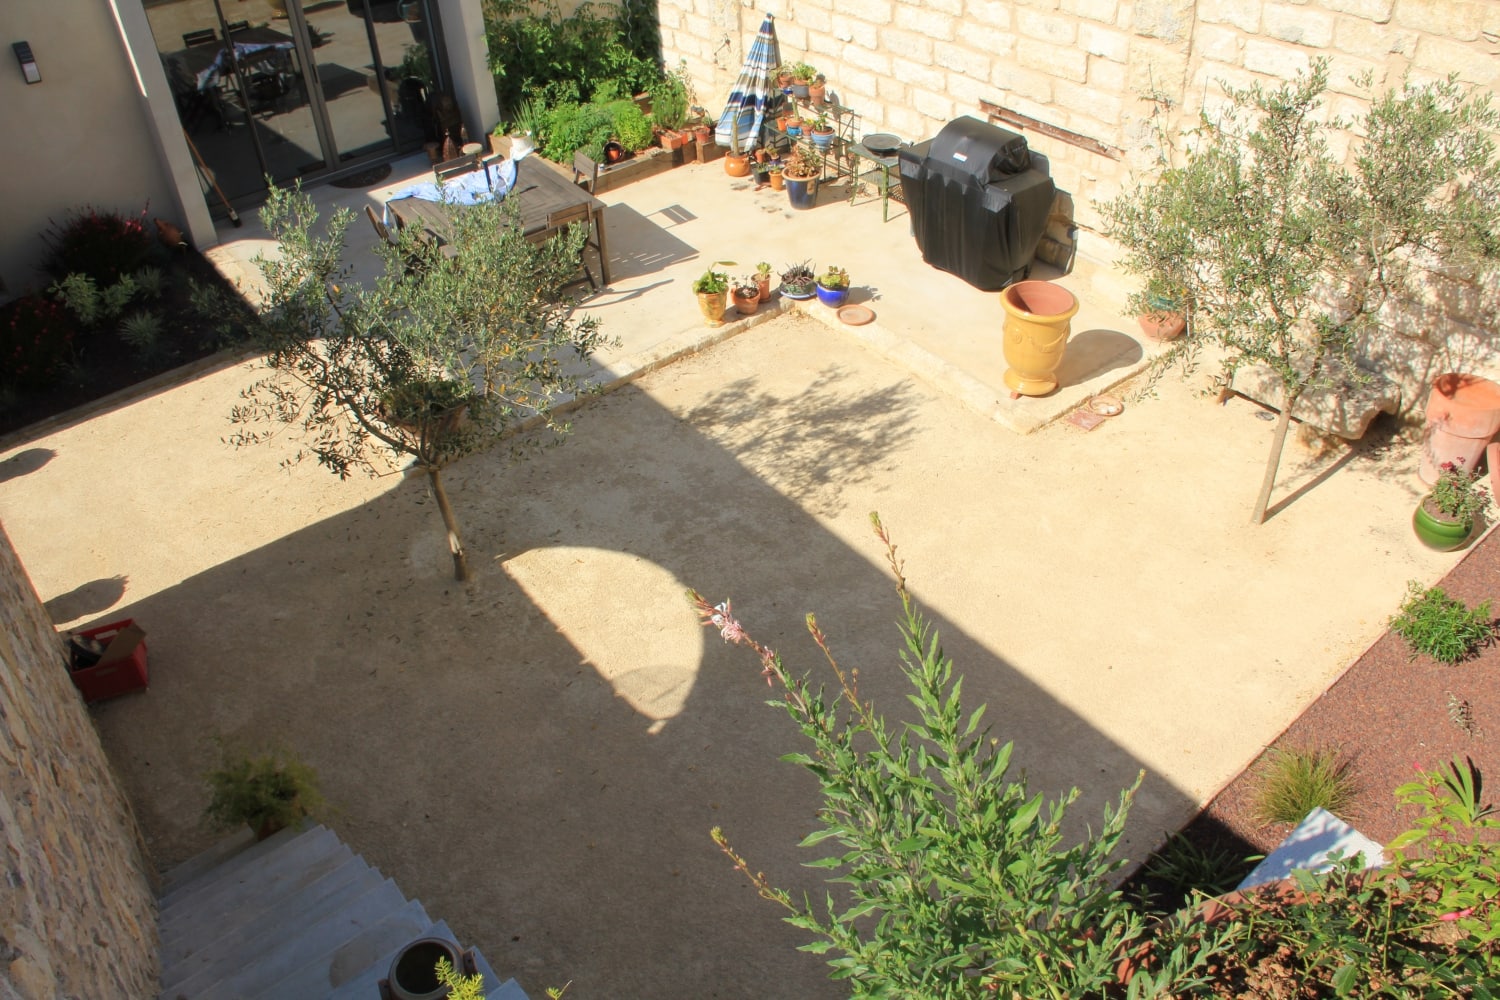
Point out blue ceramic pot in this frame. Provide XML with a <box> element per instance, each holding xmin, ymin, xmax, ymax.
<box><xmin>785</xmin><ymin>175</ymin><xmax>818</xmax><ymax>210</ymax></box>
<box><xmin>815</xmin><ymin>282</ymin><xmax>849</xmax><ymax>307</ymax></box>
<box><xmin>810</xmin><ymin>129</ymin><xmax>833</xmax><ymax>152</ymax></box>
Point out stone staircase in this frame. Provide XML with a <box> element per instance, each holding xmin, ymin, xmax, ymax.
<box><xmin>157</xmin><ymin>823</ymin><xmax>528</xmax><ymax>1000</ymax></box>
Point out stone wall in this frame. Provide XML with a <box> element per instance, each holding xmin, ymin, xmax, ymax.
<box><xmin>0</xmin><ymin>526</ymin><xmax>157</xmax><ymax>1000</ymax></box>
<box><xmin>658</xmin><ymin>0</ymin><xmax>1499</xmax><ymax>244</ymax></box>
<box><xmin>657</xmin><ymin>0</ymin><xmax>1500</xmax><ymax>393</ymax></box>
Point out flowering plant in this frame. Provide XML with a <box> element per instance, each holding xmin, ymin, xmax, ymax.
<box><xmin>688</xmin><ymin>516</ymin><xmax>1225</xmax><ymax>997</ymax></box>
<box><xmin>1427</xmin><ymin>458</ymin><xmax>1492</xmax><ymax>524</ymax></box>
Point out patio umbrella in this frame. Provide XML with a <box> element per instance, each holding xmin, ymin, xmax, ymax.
<box><xmin>714</xmin><ymin>13</ymin><xmax>782</xmax><ymax>153</ymax></box>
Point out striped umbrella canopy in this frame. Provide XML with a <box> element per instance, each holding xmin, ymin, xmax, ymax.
<box><xmin>715</xmin><ymin>13</ymin><xmax>782</xmax><ymax>153</ymax></box>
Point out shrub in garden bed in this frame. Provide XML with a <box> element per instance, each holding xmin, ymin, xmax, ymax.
<box><xmin>0</xmin><ymin>205</ymin><xmax>253</xmax><ymax>437</ymax></box>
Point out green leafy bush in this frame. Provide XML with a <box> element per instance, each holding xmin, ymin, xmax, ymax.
<box><xmin>1390</xmin><ymin>581</ymin><xmax>1495</xmax><ymax>664</ymax></box>
<box><xmin>0</xmin><ymin>295</ymin><xmax>77</xmax><ymax>390</ymax></box>
<box><xmin>693</xmin><ymin>515</ymin><xmax>1230</xmax><ymax>998</ymax></box>
<box><xmin>1199</xmin><ymin>757</ymin><xmax>1500</xmax><ymax>995</ymax></box>
<box><xmin>484</xmin><ymin>0</ymin><xmax>658</xmax><ymax>120</ymax></box>
<box><xmin>1253</xmin><ymin>746</ymin><xmax>1357</xmax><ymax>826</ymax></box>
<box><xmin>41</xmin><ymin>205</ymin><xmax>155</xmax><ymax>285</ymax></box>
<box><xmin>204</xmin><ymin>747</ymin><xmax>324</xmax><ymax>838</ymax></box>
<box><xmin>605</xmin><ymin>100</ymin><xmax>653</xmax><ymax>151</ymax></box>
<box><xmin>540</xmin><ymin>101</ymin><xmax>614</xmax><ymax>162</ymax></box>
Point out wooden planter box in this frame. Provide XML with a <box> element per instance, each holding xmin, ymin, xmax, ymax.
<box><xmin>591</xmin><ymin>144</ymin><xmax>688</xmax><ymax>195</ymax></box>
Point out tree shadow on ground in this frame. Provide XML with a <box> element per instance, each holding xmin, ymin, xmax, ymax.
<box><xmin>85</xmin><ymin>348</ymin><xmax>1204</xmax><ymax>1000</ymax></box>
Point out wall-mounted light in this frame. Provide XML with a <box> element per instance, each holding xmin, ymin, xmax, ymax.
<box><xmin>13</xmin><ymin>42</ymin><xmax>40</xmax><ymax>84</ymax></box>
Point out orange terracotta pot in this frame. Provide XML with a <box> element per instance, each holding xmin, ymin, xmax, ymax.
<box><xmin>1419</xmin><ymin>373</ymin><xmax>1500</xmax><ymax>485</ymax></box>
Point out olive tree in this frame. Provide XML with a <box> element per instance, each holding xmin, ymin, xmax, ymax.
<box><xmin>225</xmin><ymin>184</ymin><xmax>605</xmax><ymax>580</ymax></box>
<box><xmin>1102</xmin><ymin>62</ymin><xmax>1500</xmax><ymax>523</ymax></box>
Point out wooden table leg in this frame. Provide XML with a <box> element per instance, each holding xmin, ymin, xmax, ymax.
<box><xmin>593</xmin><ymin>205</ymin><xmax>610</xmax><ymax>287</ymax></box>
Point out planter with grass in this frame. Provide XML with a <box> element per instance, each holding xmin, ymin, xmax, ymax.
<box><xmin>1252</xmin><ymin>746</ymin><xmax>1357</xmax><ymax>828</ymax></box>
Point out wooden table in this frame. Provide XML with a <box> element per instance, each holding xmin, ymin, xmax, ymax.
<box><xmin>386</xmin><ymin>157</ymin><xmax>611</xmax><ymax>287</ymax></box>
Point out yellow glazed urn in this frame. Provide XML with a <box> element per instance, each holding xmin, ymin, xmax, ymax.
<box><xmin>1000</xmin><ymin>280</ymin><xmax>1079</xmax><ymax>396</ymax></box>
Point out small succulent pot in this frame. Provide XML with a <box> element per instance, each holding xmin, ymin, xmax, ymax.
<box><xmin>732</xmin><ymin>286</ymin><xmax>761</xmax><ymax>316</ymax></box>
<box><xmin>815</xmin><ymin>281</ymin><xmax>850</xmax><ymax>307</ymax></box>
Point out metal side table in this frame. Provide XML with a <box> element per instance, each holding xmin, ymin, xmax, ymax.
<box><xmin>848</xmin><ymin>141</ymin><xmax>906</xmax><ymax>222</ymax></box>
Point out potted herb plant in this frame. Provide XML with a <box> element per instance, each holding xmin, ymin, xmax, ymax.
<box><xmin>1413</xmin><ymin>458</ymin><xmax>1492</xmax><ymax>551</ymax></box>
<box><xmin>753</xmin><ymin>261</ymin><xmax>774</xmax><ymax>302</ymax></box>
<box><xmin>815</xmin><ymin>265</ymin><xmax>850</xmax><ymax>307</ymax></box>
<box><xmin>731</xmin><ymin>276</ymin><xmax>762</xmax><ymax>316</ymax></box>
<box><xmin>782</xmin><ymin>146</ymin><xmax>821</xmax><ymax>211</ymax></box>
<box><xmin>780</xmin><ymin>261</ymin><xmax>817</xmax><ymax>300</ymax></box>
<box><xmin>789</xmin><ymin>62</ymin><xmax>817</xmax><ymax>100</ymax></box>
<box><xmin>809</xmin><ymin>115</ymin><xmax>835</xmax><ymax>153</ymax></box>
<box><xmin>808</xmin><ymin>74</ymin><xmax>828</xmax><ymax>108</ymax></box>
<box><xmin>692</xmin><ymin>260</ymin><xmax>735</xmax><ymax>326</ymax></box>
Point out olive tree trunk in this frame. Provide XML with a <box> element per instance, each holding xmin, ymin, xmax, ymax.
<box><xmin>426</xmin><ymin>466</ymin><xmax>470</xmax><ymax>581</ymax></box>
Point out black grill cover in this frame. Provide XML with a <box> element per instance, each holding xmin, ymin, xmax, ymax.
<box><xmin>899</xmin><ymin>118</ymin><xmax>1056</xmax><ymax>291</ymax></box>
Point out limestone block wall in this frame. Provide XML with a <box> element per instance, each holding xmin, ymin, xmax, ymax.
<box><xmin>0</xmin><ymin>526</ymin><xmax>157</xmax><ymax>1000</ymax></box>
<box><xmin>656</xmin><ymin>0</ymin><xmax>1500</xmax><ymax>388</ymax></box>
<box><xmin>658</xmin><ymin>0</ymin><xmax>1498</xmax><ymax>244</ymax></box>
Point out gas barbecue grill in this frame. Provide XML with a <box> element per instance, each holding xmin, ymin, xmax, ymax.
<box><xmin>898</xmin><ymin>117</ymin><xmax>1056</xmax><ymax>290</ymax></box>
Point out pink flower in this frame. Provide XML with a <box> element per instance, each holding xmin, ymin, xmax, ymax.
<box><xmin>710</xmin><ymin>601</ymin><xmax>746</xmax><ymax>645</ymax></box>
<box><xmin>1438</xmin><ymin>908</ymin><xmax>1473</xmax><ymax>922</ymax></box>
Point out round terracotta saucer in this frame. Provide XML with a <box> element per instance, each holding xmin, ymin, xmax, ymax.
<box><xmin>837</xmin><ymin>304</ymin><xmax>875</xmax><ymax>326</ymax></box>
<box><xmin>1087</xmin><ymin>394</ymin><xmax>1124</xmax><ymax>417</ymax></box>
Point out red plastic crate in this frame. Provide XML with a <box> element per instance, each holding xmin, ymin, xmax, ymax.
<box><xmin>69</xmin><ymin>618</ymin><xmax>149</xmax><ymax>703</ymax></box>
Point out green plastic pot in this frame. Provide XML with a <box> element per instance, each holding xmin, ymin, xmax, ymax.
<box><xmin>1412</xmin><ymin>499</ymin><xmax>1474</xmax><ymax>551</ymax></box>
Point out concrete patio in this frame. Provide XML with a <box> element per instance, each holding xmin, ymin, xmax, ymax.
<box><xmin>0</xmin><ymin>151</ymin><xmax>1465</xmax><ymax>997</ymax></box>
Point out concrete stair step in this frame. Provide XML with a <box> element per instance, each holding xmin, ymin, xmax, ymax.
<box><xmin>251</xmin><ymin>898</ymin><xmax>433</xmax><ymax>999</ymax></box>
<box><xmin>163</xmin><ymin>877</ymin><xmax>407</xmax><ymax>999</ymax></box>
<box><xmin>157</xmin><ymin>826</ymin><xmax>256</xmax><ymax>897</ymax></box>
<box><xmin>159</xmin><ymin>853</ymin><xmax>376</xmax><ymax>983</ymax></box>
<box><xmin>159</xmin><ymin>826</ymin><xmax>347</xmax><ymax>937</ymax></box>
<box><xmin>158</xmin><ymin>822</ymin><xmax>329</xmax><ymax>914</ymax></box>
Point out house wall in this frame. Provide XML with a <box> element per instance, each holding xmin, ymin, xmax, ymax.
<box><xmin>0</xmin><ymin>1</ymin><xmax>181</xmax><ymax>298</ymax></box>
<box><xmin>0</xmin><ymin>524</ymin><xmax>158</xmax><ymax>1000</ymax></box>
<box><xmin>659</xmin><ymin>0</ymin><xmax>1499</xmax><ymax>248</ymax></box>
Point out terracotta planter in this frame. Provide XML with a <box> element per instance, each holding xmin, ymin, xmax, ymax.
<box><xmin>754</xmin><ymin>274</ymin><xmax>772</xmax><ymax>302</ymax></box>
<box><xmin>1137</xmin><ymin>311</ymin><xmax>1185</xmax><ymax>342</ymax></box>
<box><xmin>696</xmin><ymin>290</ymin><xmax>728</xmax><ymax>327</ymax></box>
<box><xmin>658</xmin><ymin>130</ymin><xmax>684</xmax><ymax>151</ymax></box>
<box><xmin>693</xmin><ymin>125</ymin><xmax>712</xmax><ymax>146</ymax></box>
<box><xmin>723</xmin><ymin>152</ymin><xmax>751</xmax><ymax>177</ymax></box>
<box><xmin>999</xmin><ymin>280</ymin><xmax>1079</xmax><ymax>396</ymax></box>
<box><xmin>1412</xmin><ymin>497</ymin><xmax>1476</xmax><ymax>551</ymax></box>
<box><xmin>808</xmin><ymin>83</ymin><xmax>827</xmax><ymax>106</ymax></box>
<box><xmin>1419</xmin><ymin>373</ymin><xmax>1500</xmax><ymax>485</ymax></box>
<box><xmin>732</xmin><ymin>288</ymin><xmax>760</xmax><ymax>315</ymax></box>
<box><xmin>768</xmin><ymin>170</ymin><xmax>784</xmax><ymax>191</ymax></box>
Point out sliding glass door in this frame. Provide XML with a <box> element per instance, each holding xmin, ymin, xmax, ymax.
<box><xmin>146</xmin><ymin>0</ymin><xmax>441</xmax><ymax>215</ymax></box>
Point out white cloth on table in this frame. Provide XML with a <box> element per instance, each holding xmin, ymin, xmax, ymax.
<box><xmin>381</xmin><ymin>156</ymin><xmax>520</xmax><ymax>227</ymax></box>
<box><xmin>195</xmin><ymin>40</ymin><xmax>296</xmax><ymax>91</ymax></box>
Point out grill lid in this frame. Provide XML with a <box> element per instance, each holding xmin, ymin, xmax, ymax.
<box><xmin>927</xmin><ymin>117</ymin><xmax>1031</xmax><ymax>183</ymax></box>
